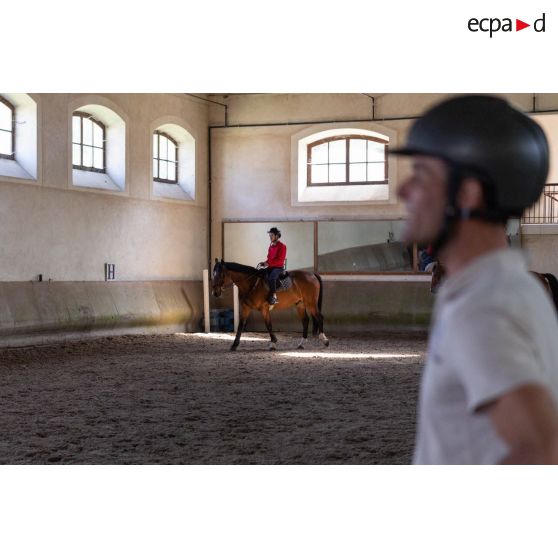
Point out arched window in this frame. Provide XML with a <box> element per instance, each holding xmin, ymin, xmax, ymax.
<box><xmin>153</xmin><ymin>131</ymin><xmax>178</xmax><ymax>184</ymax></box>
<box><xmin>72</xmin><ymin>112</ymin><xmax>106</xmax><ymax>172</ymax></box>
<box><xmin>307</xmin><ymin>134</ymin><xmax>388</xmax><ymax>186</ymax></box>
<box><xmin>0</xmin><ymin>96</ymin><xmax>15</xmax><ymax>160</ymax></box>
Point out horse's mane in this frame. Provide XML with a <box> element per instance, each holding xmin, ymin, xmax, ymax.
<box><xmin>223</xmin><ymin>261</ymin><xmax>258</xmax><ymax>274</ymax></box>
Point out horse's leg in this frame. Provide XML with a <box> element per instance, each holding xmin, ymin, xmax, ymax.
<box><xmin>295</xmin><ymin>303</ymin><xmax>309</xmax><ymax>349</ymax></box>
<box><xmin>230</xmin><ymin>304</ymin><xmax>251</xmax><ymax>351</ymax></box>
<box><xmin>261</xmin><ymin>306</ymin><xmax>278</xmax><ymax>350</ymax></box>
<box><xmin>309</xmin><ymin>303</ymin><xmax>329</xmax><ymax>347</ymax></box>
<box><xmin>317</xmin><ymin>315</ymin><xmax>329</xmax><ymax>347</ymax></box>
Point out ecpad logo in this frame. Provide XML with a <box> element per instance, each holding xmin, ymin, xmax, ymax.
<box><xmin>468</xmin><ymin>13</ymin><xmax>546</xmax><ymax>37</ymax></box>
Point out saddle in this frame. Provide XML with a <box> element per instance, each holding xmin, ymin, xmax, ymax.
<box><xmin>276</xmin><ymin>271</ymin><xmax>292</xmax><ymax>292</ymax></box>
<box><xmin>257</xmin><ymin>269</ymin><xmax>293</xmax><ymax>292</ymax></box>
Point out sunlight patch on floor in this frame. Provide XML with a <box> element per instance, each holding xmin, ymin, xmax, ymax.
<box><xmin>177</xmin><ymin>332</ymin><xmax>267</xmax><ymax>342</ymax></box>
<box><xmin>279</xmin><ymin>352</ymin><xmax>422</xmax><ymax>359</ymax></box>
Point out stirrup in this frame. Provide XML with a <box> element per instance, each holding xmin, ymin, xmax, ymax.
<box><xmin>268</xmin><ymin>294</ymin><xmax>278</xmax><ymax>305</ymax></box>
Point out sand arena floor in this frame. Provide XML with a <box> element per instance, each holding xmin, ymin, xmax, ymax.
<box><xmin>0</xmin><ymin>332</ymin><xmax>426</xmax><ymax>464</ymax></box>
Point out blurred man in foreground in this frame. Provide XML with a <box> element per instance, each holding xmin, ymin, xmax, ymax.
<box><xmin>394</xmin><ymin>95</ymin><xmax>558</xmax><ymax>464</ymax></box>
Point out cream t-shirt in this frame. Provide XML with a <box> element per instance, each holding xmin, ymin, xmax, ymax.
<box><xmin>414</xmin><ymin>249</ymin><xmax>558</xmax><ymax>464</ymax></box>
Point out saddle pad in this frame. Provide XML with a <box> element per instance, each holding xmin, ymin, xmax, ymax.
<box><xmin>276</xmin><ymin>273</ymin><xmax>292</xmax><ymax>292</ymax></box>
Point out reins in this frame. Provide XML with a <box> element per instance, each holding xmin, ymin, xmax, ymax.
<box><xmin>217</xmin><ymin>265</ymin><xmax>261</xmax><ymax>294</ymax></box>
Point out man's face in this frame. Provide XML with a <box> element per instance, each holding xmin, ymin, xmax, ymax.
<box><xmin>397</xmin><ymin>156</ymin><xmax>448</xmax><ymax>244</ymax></box>
<box><xmin>269</xmin><ymin>233</ymin><xmax>278</xmax><ymax>243</ymax></box>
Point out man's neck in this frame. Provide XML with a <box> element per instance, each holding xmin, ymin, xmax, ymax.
<box><xmin>439</xmin><ymin>220</ymin><xmax>509</xmax><ymax>277</ymax></box>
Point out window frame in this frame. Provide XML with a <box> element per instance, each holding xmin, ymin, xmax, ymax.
<box><xmin>0</xmin><ymin>96</ymin><xmax>16</xmax><ymax>160</ymax></box>
<box><xmin>306</xmin><ymin>134</ymin><xmax>388</xmax><ymax>187</ymax></box>
<box><xmin>72</xmin><ymin>111</ymin><xmax>107</xmax><ymax>173</ymax></box>
<box><xmin>153</xmin><ymin>130</ymin><xmax>179</xmax><ymax>185</ymax></box>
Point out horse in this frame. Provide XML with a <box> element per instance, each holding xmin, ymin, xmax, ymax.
<box><xmin>211</xmin><ymin>259</ymin><xmax>329</xmax><ymax>351</ymax></box>
<box><xmin>429</xmin><ymin>261</ymin><xmax>558</xmax><ymax>312</ymax></box>
<box><xmin>530</xmin><ymin>272</ymin><xmax>558</xmax><ymax>310</ymax></box>
<box><xmin>429</xmin><ymin>261</ymin><xmax>445</xmax><ymax>294</ymax></box>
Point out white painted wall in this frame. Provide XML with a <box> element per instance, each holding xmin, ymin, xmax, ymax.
<box><xmin>211</xmin><ymin>121</ymin><xmax>411</xmax><ymax>259</ymax></box>
<box><xmin>533</xmin><ymin>114</ymin><xmax>558</xmax><ymax>184</ymax></box>
<box><xmin>0</xmin><ymin>93</ymin><xmax>208</xmax><ymax>281</ymax></box>
<box><xmin>4</xmin><ymin>93</ymin><xmax>558</xmax><ymax>282</ymax></box>
<box><xmin>210</xmin><ymin>93</ymin><xmax>558</xmax><ymax>267</ymax></box>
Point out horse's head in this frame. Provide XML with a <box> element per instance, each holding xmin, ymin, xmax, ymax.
<box><xmin>211</xmin><ymin>259</ymin><xmax>230</xmax><ymax>298</ymax></box>
<box><xmin>430</xmin><ymin>261</ymin><xmax>446</xmax><ymax>294</ymax></box>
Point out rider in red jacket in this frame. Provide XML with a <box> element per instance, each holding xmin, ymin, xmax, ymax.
<box><xmin>257</xmin><ymin>227</ymin><xmax>287</xmax><ymax>305</ymax></box>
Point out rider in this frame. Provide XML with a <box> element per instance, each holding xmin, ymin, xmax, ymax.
<box><xmin>257</xmin><ymin>227</ymin><xmax>287</xmax><ymax>305</ymax></box>
<box><xmin>394</xmin><ymin>95</ymin><xmax>558</xmax><ymax>464</ymax></box>
<box><xmin>419</xmin><ymin>244</ymin><xmax>435</xmax><ymax>272</ymax></box>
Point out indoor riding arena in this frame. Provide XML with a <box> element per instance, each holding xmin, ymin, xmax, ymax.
<box><xmin>2</xmin><ymin>93</ymin><xmax>558</xmax><ymax>465</ymax></box>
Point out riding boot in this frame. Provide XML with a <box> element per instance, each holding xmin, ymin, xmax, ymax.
<box><xmin>268</xmin><ymin>292</ymin><xmax>278</xmax><ymax>305</ymax></box>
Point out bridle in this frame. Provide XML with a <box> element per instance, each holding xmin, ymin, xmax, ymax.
<box><xmin>212</xmin><ymin>263</ymin><xmax>260</xmax><ymax>294</ymax></box>
<box><xmin>212</xmin><ymin>263</ymin><xmax>233</xmax><ymax>292</ymax></box>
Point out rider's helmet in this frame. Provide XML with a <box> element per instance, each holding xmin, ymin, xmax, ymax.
<box><xmin>267</xmin><ymin>227</ymin><xmax>281</xmax><ymax>238</ymax></box>
<box><xmin>393</xmin><ymin>96</ymin><xmax>549</xmax><ymax>250</ymax></box>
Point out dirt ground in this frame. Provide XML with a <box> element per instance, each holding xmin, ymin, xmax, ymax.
<box><xmin>0</xmin><ymin>331</ymin><xmax>426</xmax><ymax>464</ymax></box>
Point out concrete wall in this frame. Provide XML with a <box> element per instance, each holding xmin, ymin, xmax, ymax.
<box><xmin>522</xmin><ymin>232</ymin><xmax>558</xmax><ymax>276</ymax></box>
<box><xmin>0</xmin><ymin>280</ymin><xmax>203</xmax><ymax>347</ymax></box>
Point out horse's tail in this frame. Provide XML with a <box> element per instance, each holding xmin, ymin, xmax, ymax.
<box><xmin>543</xmin><ymin>273</ymin><xmax>558</xmax><ymax>312</ymax></box>
<box><xmin>312</xmin><ymin>273</ymin><xmax>323</xmax><ymax>335</ymax></box>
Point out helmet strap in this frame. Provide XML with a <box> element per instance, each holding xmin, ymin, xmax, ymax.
<box><xmin>430</xmin><ymin>166</ymin><xmax>508</xmax><ymax>256</ymax></box>
<box><xmin>466</xmin><ymin>208</ymin><xmax>508</xmax><ymax>223</ymax></box>
<box><xmin>431</xmin><ymin>166</ymin><xmax>462</xmax><ymax>256</ymax></box>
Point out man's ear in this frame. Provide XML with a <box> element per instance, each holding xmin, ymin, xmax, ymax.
<box><xmin>457</xmin><ymin>177</ymin><xmax>485</xmax><ymax>210</ymax></box>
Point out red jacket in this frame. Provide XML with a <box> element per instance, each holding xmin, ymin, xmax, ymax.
<box><xmin>267</xmin><ymin>241</ymin><xmax>287</xmax><ymax>268</ymax></box>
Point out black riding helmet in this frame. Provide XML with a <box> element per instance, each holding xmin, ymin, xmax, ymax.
<box><xmin>392</xmin><ymin>95</ymin><xmax>549</xmax><ymax>252</ymax></box>
<box><xmin>267</xmin><ymin>227</ymin><xmax>281</xmax><ymax>238</ymax></box>
<box><xmin>393</xmin><ymin>95</ymin><xmax>549</xmax><ymax>217</ymax></box>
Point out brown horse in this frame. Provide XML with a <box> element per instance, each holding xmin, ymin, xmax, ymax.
<box><xmin>429</xmin><ymin>261</ymin><xmax>445</xmax><ymax>294</ymax></box>
<box><xmin>430</xmin><ymin>261</ymin><xmax>558</xmax><ymax>312</ymax></box>
<box><xmin>211</xmin><ymin>259</ymin><xmax>329</xmax><ymax>351</ymax></box>
<box><xmin>531</xmin><ymin>272</ymin><xmax>558</xmax><ymax>310</ymax></box>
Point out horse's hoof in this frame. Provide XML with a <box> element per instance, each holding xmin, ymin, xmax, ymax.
<box><xmin>297</xmin><ymin>345</ymin><xmax>305</xmax><ymax>350</ymax></box>
<box><xmin>324</xmin><ymin>340</ymin><xmax>330</xmax><ymax>347</ymax></box>
<box><xmin>230</xmin><ymin>345</ymin><xmax>238</xmax><ymax>351</ymax></box>
<box><xmin>269</xmin><ymin>343</ymin><xmax>277</xmax><ymax>351</ymax></box>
